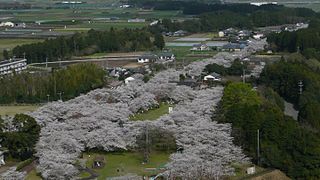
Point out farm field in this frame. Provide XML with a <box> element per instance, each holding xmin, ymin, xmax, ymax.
<box><xmin>0</xmin><ymin>105</ymin><xmax>40</xmax><ymax>116</ymax></box>
<box><xmin>81</xmin><ymin>151</ymin><xmax>170</xmax><ymax>179</ymax></box>
<box><xmin>0</xmin><ymin>38</ymin><xmax>43</xmax><ymax>59</ymax></box>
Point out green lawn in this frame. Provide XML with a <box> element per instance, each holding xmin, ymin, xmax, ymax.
<box><xmin>130</xmin><ymin>103</ymin><xmax>171</xmax><ymax>121</ymax></box>
<box><xmin>82</xmin><ymin>151</ymin><xmax>170</xmax><ymax>179</ymax></box>
<box><xmin>168</xmin><ymin>46</ymin><xmax>218</xmax><ymax>62</ymax></box>
<box><xmin>0</xmin><ymin>105</ymin><xmax>40</xmax><ymax>116</ymax></box>
<box><xmin>26</xmin><ymin>169</ymin><xmax>42</xmax><ymax>180</ymax></box>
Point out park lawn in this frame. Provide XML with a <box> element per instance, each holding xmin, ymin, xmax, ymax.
<box><xmin>130</xmin><ymin>103</ymin><xmax>171</xmax><ymax>121</ymax></box>
<box><xmin>79</xmin><ymin>171</ymin><xmax>91</xmax><ymax>178</ymax></box>
<box><xmin>83</xmin><ymin>151</ymin><xmax>170</xmax><ymax>179</ymax></box>
<box><xmin>0</xmin><ymin>105</ymin><xmax>40</xmax><ymax>116</ymax></box>
<box><xmin>26</xmin><ymin>169</ymin><xmax>42</xmax><ymax>180</ymax></box>
<box><xmin>168</xmin><ymin>46</ymin><xmax>218</xmax><ymax>61</ymax></box>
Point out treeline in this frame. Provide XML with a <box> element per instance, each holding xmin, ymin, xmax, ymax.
<box><xmin>221</xmin><ymin>82</ymin><xmax>320</xmax><ymax>179</ymax></box>
<box><xmin>12</xmin><ymin>28</ymin><xmax>157</xmax><ymax>64</ymax></box>
<box><xmin>267</xmin><ymin>21</ymin><xmax>320</xmax><ymax>59</ymax></box>
<box><xmin>0</xmin><ymin>63</ymin><xmax>105</xmax><ymax>104</ymax></box>
<box><xmin>0</xmin><ymin>114</ymin><xmax>40</xmax><ymax>160</ymax></box>
<box><xmin>150</xmin><ymin>4</ymin><xmax>316</xmax><ymax>33</ymax></box>
<box><xmin>260</xmin><ymin>57</ymin><xmax>320</xmax><ymax>131</ymax></box>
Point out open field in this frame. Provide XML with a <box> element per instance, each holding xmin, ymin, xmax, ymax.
<box><xmin>130</xmin><ymin>103</ymin><xmax>171</xmax><ymax>121</ymax></box>
<box><xmin>0</xmin><ymin>38</ymin><xmax>43</xmax><ymax>59</ymax></box>
<box><xmin>82</xmin><ymin>151</ymin><xmax>170</xmax><ymax>179</ymax></box>
<box><xmin>26</xmin><ymin>169</ymin><xmax>42</xmax><ymax>180</ymax></box>
<box><xmin>0</xmin><ymin>105</ymin><xmax>39</xmax><ymax>116</ymax></box>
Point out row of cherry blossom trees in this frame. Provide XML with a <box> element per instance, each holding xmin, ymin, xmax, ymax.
<box><xmin>9</xmin><ymin>39</ymin><xmax>267</xmax><ymax>179</ymax></box>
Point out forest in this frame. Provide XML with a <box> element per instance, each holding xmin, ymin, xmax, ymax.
<box><xmin>260</xmin><ymin>56</ymin><xmax>320</xmax><ymax>131</ymax></box>
<box><xmin>0</xmin><ymin>63</ymin><xmax>105</xmax><ymax>104</ymax></box>
<box><xmin>0</xmin><ymin>114</ymin><xmax>40</xmax><ymax>161</ymax></box>
<box><xmin>267</xmin><ymin>20</ymin><xmax>320</xmax><ymax>60</ymax></box>
<box><xmin>220</xmin><ymin>82</ymin><xmax>320</xmax><ymax>179</ymax></box>
<box><xmin>11</xmin><ymin>28</ymin><xmax>162</xmax><ymax>64</ymax></box>
<box><xmin>146</xmin><ymin>1</ymin><xmax>318</xmax><ymax>33</ymax></box>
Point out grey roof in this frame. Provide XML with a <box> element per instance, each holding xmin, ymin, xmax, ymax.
<box><xmin>222</xmin><ymin>43</ymin><xmax>246</xmax><ymax>50</ymax></box>
<box><xmin>210</xmin><ymin>72</ymin><xmax>221</xmax><ymax>77</ymax></box>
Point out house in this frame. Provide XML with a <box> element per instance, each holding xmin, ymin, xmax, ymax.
<box><xmin>191</xmin><ymin>43</ymin><xmax>210</xmax><ymax>51</ymax></box>
<box><xmin>137</xmin><ymin>54</ymin><xmax>158</xmax><ymax>63</ymax></box>
<box><xmin>238</xmin><ymin>30</ymin><xmax>251</xmax><ymax>38</ymax></box>
<box><xmin>222</xmin><ymin>43</ymin><xmax>246</xmax><ymax>52</ymax></box>
<box><xmin>204</xmin><ymin>72</ymin><xmax>221</xmax><ymax>81</ymax></box>
<box><xmin>108</xmin><ymin>67</ymin><xmax>127</xmax><ymax>78</ymax></box>
<box><xmin>253</xmin><ymin>33</ymin><xmax>264</xmax><ymax>40</ymax></box>
<box><xmin>125</xmin><ymin>77</ymin><xmax>135</xmax><ymax>84</ymax></box>
<box><xmin>128</xmin><ymin>18</ymin><xmax>145</xmax><ymax>23</ymax></box>
<box><xmin>0</xmin><ymin>58</ymin><xmax>27</xmax><ymax>76</ymax></box>
<box><xmin>157</xmin><ymin>52</ymin><xmax>175</xmax><ymax>62</ymax></box>
<box><xmin>173</xmin><ymin>30</ymin><xmax>187</xmax><ymax>37</ymax></box>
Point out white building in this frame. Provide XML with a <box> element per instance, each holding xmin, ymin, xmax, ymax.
<box><xmin>0</xmin><ymin>22</ymin><xmax>14</xmax><ymax>27</ymax></box>
<box><xmin>204</xmin><ymin>72</ymin><xmax>221</xmax><ymax>81</ymax></box>
<box><xmin>0</xmin><ymin>58</ymin><xmax>27</xmax><ymax>76</ymax></box>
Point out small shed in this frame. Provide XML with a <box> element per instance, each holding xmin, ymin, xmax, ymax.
<box><xmin>246</xmin><ymin>166</ymin><xmax>256</xmax><ymax>175</ymax></box>
<box><xmin>92</xmin><ymin>155</ymin><xmax>106</xmax><ymax>169</ymax></box>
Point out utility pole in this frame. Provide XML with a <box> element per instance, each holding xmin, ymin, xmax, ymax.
<box><xmin>144</xmin><ymin>125</ymin><xmax>149</xmax><ymax>163</ymax></box>
<box><xmin>57</xmin><ymin>92</ymin><xmax>63</xmax><ymax>101</ymax></box>
<box><xmin>298</xmin><ymin>80</ymin><xmax>304</xmax><ymax>95</ymax></box>
<box><xmin>257</xmin><ymin>129</ymin><xmax>260</xmax><ymax>166</ymax></box>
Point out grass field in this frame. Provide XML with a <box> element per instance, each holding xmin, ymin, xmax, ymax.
<box><xmin>82</xmin><ymin>151</ymin><xmax>170</xmax><ymax>179</ymax></box>
<box><xmin>130</xmin><ymin>103</ymin><xmax>171</xmax><ymax>121</ymax></box>
<box><xmin>0</xmin><ymin>105</ymin><xmax>40</xmax><ymax>116</ymax></box>
<box><xmin>168</xmin><ymin>46</ymin><xmax>218</xmax><ymax>61</ymax></box>
<box><xmin>70</xmin><ymin>21</ymin><xmax>147</xmax><ymax>30</ymax></box>
<box><xmin>26</xmin><ymin>169</ymin><xmax>42</xmax><ymax>180</ymax></box>
<box><xmin>0</xmin><ymin>38</ymin><xmax>43</xmax><ymax>59</ymax></box>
